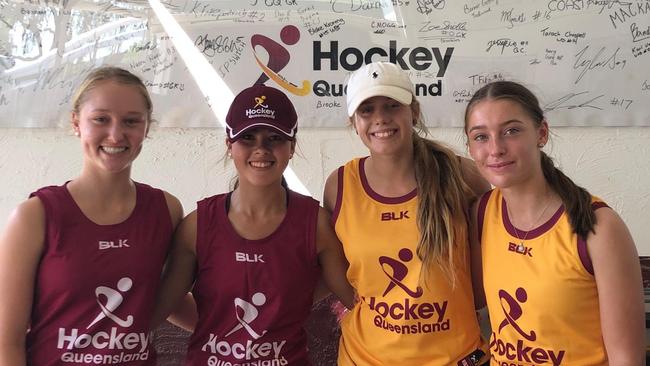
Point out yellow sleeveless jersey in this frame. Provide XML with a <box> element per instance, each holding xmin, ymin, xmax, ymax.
<box><xmin>333</xmin><ymin>157</ymin><xmax>489</xmax><ymax>366</ymax></box>
<box><xmin>478</xmin><ymin>189</ymin><xmax>608</xmax><ymax>366</ymax></box>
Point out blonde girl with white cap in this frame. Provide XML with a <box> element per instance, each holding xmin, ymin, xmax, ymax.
<box><xmin>324</xmin><ymin>61</ymin><xmax>491</xmax><ymax>365</ymax></box>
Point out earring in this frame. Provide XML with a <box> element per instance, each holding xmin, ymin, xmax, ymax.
<box><xmin>74</xmin><ymin>130</ymin><xmax>80</xmax><ymax>137</ymax></box>
<box><xmin>538</xmin><ymin>143</ymin><xmax>545</xmax><ymax>148</ymax></box>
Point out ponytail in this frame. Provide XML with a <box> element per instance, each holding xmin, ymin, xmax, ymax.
<box><xmin>540</xmin><ymin>152</ymin><xmax>595</xmax><ymax>239</ymax></box>
<box><xmin>413</xmin><ymin>133</ymin><xmax>474</xmax><ymax>286</ymax></box>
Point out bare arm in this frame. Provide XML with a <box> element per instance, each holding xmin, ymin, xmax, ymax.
<box><xmin>323</xmin><ymin>169</ymin><xmax>339</xmax><ymax>215</ymax></box>
<box><xmin>459</xmin><ymin>156</ymin><xmax>491</xmax><ymax>201</ymax></box>
<box><xmin>166</xmin><ymin>293</ymin><xmax>198</xmax><ymax>332</ymax></box>
<box><xmin>0</xmin><ymin>198</ymin><xmax>46</xmax><ymax>366</ymax></box>
<box><xmin>468</xmin><ymin>200</ymin><xmax>486</xmax><ymax>310</ymax></box>
<box><xmin>163</xmin><ymin>191</ymin><xmax>184</xmax><ymax>231</ymax></box>
<box><xmin>315</xmin><ymin>207</ymin><xmax>355</xmax><ymax>309</ymax></box>
<box><xmin>311</xmin><ymin>169</ymin><xmax>343</xmax><ymax>305</ymax></box>
<box><xmin>152</xmin><ymin>211</ymin><xmax>198</xmax><ymax>330</ymax></box>
<box><xmin>588</xmin><ymin>208</ymin><xmax>644</xmax><ymax>365</ymax></box>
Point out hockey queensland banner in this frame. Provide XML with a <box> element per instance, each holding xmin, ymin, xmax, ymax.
<box><xmin>180</xmin><ymin>15</ymin><xmax>460</xmax><ymax>128</ymax></box>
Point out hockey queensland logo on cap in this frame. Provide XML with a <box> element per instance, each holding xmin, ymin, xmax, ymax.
<box><xmin>246</xmin><ymin>94</ymin><xmax>275</xmax><ymax>120</ymax></box>
<box><xmin>226</xmin><ymin>84</ymin><xmax>298</xmax><ymax>142</ymax></box>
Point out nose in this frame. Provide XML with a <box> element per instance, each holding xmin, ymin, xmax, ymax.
<box><xmin>371</xmin><ymin>109</ymin><xmax>390</xmax><ymax>125</ymax></box>
<box><xmin>107</xmin><ymin>120</ymin><xmax>125</xmax><ymax>142</ymax></box>
<box><xmin>489</xmin><ymin>136</ymin><xmax>506</xmax><ymax>156</ymax></box>
<box><xmin>251</xmin><ymin>136</ymin><xmax>271</xmax><ymax>153</ymax></box>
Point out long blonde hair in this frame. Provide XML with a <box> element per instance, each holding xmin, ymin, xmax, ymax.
<box><xmin>410</xmin><ymin>100</ymin><xmax>474</xmax><ymax>285</ymax></box>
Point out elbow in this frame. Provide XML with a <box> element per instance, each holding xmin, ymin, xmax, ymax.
<box><xmin>605</xmin><ymin>347</ymin><xmax>646</xmax><ymax>366</ymax></box>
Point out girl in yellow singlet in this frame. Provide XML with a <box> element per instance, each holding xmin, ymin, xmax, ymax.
<box><xmin>464</xmin><ymin>81</ymin><xmax>644</xmax><ymax>365</ymax></box>
<box><xmin>323</xmin><ymin>61</ymin><xmax>492</xmax><ymax>365</ymax></box>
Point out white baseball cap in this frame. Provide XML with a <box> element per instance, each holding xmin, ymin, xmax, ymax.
<box><xmin>345</xmin><ymin>61</ymin><xmax>415</xmax><ymax>117</ymax></box>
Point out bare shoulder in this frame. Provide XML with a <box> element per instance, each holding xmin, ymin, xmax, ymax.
<box><xmin>162</xmin><ymin>191</ymin><xmax>184</xmax><ymax>228</ymax></box>
<box><xmin>5</xmin><ymin>196</ymin><xmax>47</xmax><ymax>241</ymax></box>
<box><xmin>323</xmin><ymin>168</ymin><xmax>341</xmax><ymax>214</ymax></box>
<box><xmin>0</xmin><ymin>196</ymin><xmax>47</xmax><ymax>269</ymax></box>
<box><xmin>458</xmin><ymin>156</ymin><xmax>491</xmax><ymax>199</ymax></box>
<box><xmin>588</xmin><ymin>206</ymin><xmax>635</xmax><ymax>253</ymax></box>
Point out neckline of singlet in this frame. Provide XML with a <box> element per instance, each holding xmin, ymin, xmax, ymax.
<box><xmin>223</xmin><ymin>188</ymin><xmax>292</xmax><ymax>243</ymax></box>
<box><xmin>63</xmin><ymin>180</ymin><xmax>141</xmax><ymax>228</ymax></box>
<box><xmin>358</xmin><ymin>156</ymin><xmax>418</xmax><ymax>204</ymax></box>
<box><xmin>501</xmin><ymin>196</ymin><xmax>565</xmax><ymax>241</ymax></box>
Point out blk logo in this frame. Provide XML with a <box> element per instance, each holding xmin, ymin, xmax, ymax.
<box><xmin>98</xmin><ymin>239</ymin><xmax>129</xmax><ymax>250</ymax></box>
<box><xmin>225</xmin><ymin>292</ymin><xmax>268</xmax><ymax>339</ymax></box>
<box><xmin>379</xmin><ymin>248</ymin><xmax>423</xmax><ymax>298</ymax></box>
<box><xmin>381</xmin><ymin>210</ymin><xmax>410</xmax><ymax>221</ymax></box>
<box><xmin>497</xmin><ymin>287</ymin><xmax>537</xmax><ymax>341</ymax></box>
<box><xmin>235</xmin><ymin>252</ymin><xmax>265</xmax><ymax>263</ymax></box>
<box><xmin>507</xmin><ymin>242</ymin><xmax>533</xmax><ymax>257</ymax></box>
<box><xmin>251</xmin><ymin>25</ymin><xmax>311</xmax><ymax>96</ymax></box>
<box><xmin>87</xmin><ymin>277</ymin><xmax>134</xmax><ymax>329</ymax></box>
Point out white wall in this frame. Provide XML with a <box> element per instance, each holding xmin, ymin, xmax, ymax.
<box><xmin>1</xmin><ymin>126</ymin><xmax>648</xmax><ymax>255</ymax></box>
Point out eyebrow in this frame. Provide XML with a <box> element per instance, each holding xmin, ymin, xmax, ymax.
<box><xmin>467</xmin><ymin>119</ymin><xmax>523</xmax><ymax>133</ymax></box>
<box><xmin>90</xmin><ymin>109</ymin><xmax>145</xmax><ymax>116</ymax></box>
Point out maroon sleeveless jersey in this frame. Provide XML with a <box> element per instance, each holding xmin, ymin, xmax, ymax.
<box><xmin>186</xmin><ymin>190</ymin><xmax>320</xmax><ymax>366</ymax></box>
<box><xmin>26</xmin><ymin>182</ymin><xmax>173</xmax><ymax>366</ymax></box>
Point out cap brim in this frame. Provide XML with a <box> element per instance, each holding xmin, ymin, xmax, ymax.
<box><xmin>228</xmin><ymin>122</ymin><xmax>296</xmax><ymax>141</ymax></box>
<box><xmin>347</xmin><ymin>86</ymin><xmax>413</xmax><ymax>117</ymax></box>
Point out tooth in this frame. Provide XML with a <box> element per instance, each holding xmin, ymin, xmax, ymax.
<box><xmin>102</xmin><ymin>147</ymin><xmax>126</xmax><ymax>154</ymax></box>
<box><xmin>251</xmin><ymin>161</ymin><xmax>272</xmax><ymax>168</ymax></box>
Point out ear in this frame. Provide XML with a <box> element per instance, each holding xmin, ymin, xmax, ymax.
<box><xmin>71</xmin><ymin>112</ymin><xmax>80</xmax><ymax>136</ymax></box>
<box><xmin>290</xmin><ymin>139</ymin><xmax>296</xmax><ymax>155</ymax></box>
<box><xmin>537</xmin><ymin>120</ymin><xmax>549</xmax><ymax>147</ymax></box>
<box><xmin>350</xmin><ymin>116</ymin><xmax>358</xmax><ymax>135</ymax></box>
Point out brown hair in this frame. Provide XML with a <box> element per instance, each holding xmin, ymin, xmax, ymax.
<box><xmin>72</xmin><ymin>66</ymin><xmax>153</xmax><ymax>122</ymax></box>
<box><xmin>410</xmin><ymin>99</ymin><xmax>474</xmax><ymax>284</ymax></box>
<box><xmin>464</xmin><ymin>81</ymin><xmax>595</xmax><ymax>239</ymax></box>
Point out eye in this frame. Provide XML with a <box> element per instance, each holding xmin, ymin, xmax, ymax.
<box><xmin>268</xmin><ymin>134</ymin><xmax>285</xmax><ymax>142</ymax></box>
<box><xmin>472</xmin><ymin>133</ymin><xmax>488</xmax><ymax>142</ymax></box>
<box><xmin>357</xmin><ymin>105</ymin><xmax>373</xmax><ymax>115</ymax></box>
<box><xmin>504</xmin><ymin>127</ymin><xmax>520</xmax><ymax>136</ymax></box>
<box><xmin>93</xmin><ymin>116</ymin><xmax>109</xmax><ymax>124</ymax></box>
<box><xmin>124</xmin><ymin>118</ymin><xmax>144</xmax><ymax>126</ymax></box>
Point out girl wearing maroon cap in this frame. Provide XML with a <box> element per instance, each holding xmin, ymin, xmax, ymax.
<box><xmin>153</xmin><ymin>84</ymin><xmax>355</xmax><ymax>366</ymax></box>
<box><xmin>0</xmin><ymin>66</ymin><xmax>183</xmax><ymax>365</ymax></box>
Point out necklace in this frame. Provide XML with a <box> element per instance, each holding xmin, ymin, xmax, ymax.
<box><xmin>507</xmin><ymin>197</ymin><xmax>552</xmax><ymax>253</ymax></box>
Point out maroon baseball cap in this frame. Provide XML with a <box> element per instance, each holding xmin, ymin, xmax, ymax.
<box><xmin>225</xmin><ymin>84</ymin><xmax>298</xmax><ymax>141</ymax></box>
